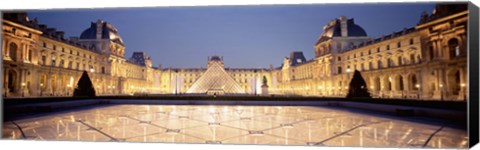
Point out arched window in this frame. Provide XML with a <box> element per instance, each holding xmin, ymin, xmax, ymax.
<box><xmin>398</xmin><ymin>76</ymin><xmax>404</xmax><ymax>91</ymax></box>
<box><xmin>9</xmin><ymin>43</ymin><xmax>18</xmax><ymax>61</ymax></box>
<box><xmin>387</xmin><ymin>58</ymin><xmax>394</xmax><ymax>67</ymax></box>
<box><xmin>398</xmin><ymin>56</ymin><xmax>403</xmax><ymax>66</ymax></box>
<box><xmin>410</xmin><ymin>54</ymin><xmax>416</xmax><ymax>64</ymax></box>
<box><xmin>410</xmin><ymin>74</ymin><xmax>419</xmax><ymax>91</ymax></box>
<box><xmin>377</xmin><ymin>60</ymin><xmax>383</xmax><ymax>69</ymax></box>
<box><xmin>448</xmin><ymin>38</ymin><xmax>460</xmax><ymax>58</ymax></box>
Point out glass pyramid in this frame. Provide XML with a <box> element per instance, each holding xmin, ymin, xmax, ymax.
<box><xmin>186</xmin><ymin>61</ymin><xmax>244</xmax><ymax>94</ymax></box>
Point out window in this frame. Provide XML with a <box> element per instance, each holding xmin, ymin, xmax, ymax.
<box><xmin>9</xmin><ymin>43</ymin><xmax>17</xmax><ymax>61</ymax></box>
<box><xmin>62</xmin><ymin>47</ymin><xmax>65</xmax><ymax>52</ymax></box>
<box><xmin>429</xmin><ymin>46</ymin><xmax>434</xmax><ymax>60</ymax></box>
<box><xmin>337</xmin><ymin>66</ymin><xmax>342</xmax><ymax>74</ymax></box>
<box><xmin>397</xmin><ymin>42</ymin><xmax>401</xmax><ymax>48</ymax></box>
<box><xmin>448</xmin><ymin>38</ymin><xmax>460</xmax><ymax>58</ymax></box>
<box><xmin>398</xmin><ymin>56</ymin><xmax>403</xmax><ymax>66</ymax></box>
<box><xmin>361</xmin><ymin>63</ymin><xmax>364</xmax><ymax>70</ymax></box>
<box><xmin>28</xmin><ymin>50</ymin><xmax>33</xmax><ymax>61</ymax></box>
<box><xmin>338</xmin><ymin>56</ymin><xmax>341</xmax><ymax>61</ymax></box>
<box><xmin>377</xmin><ymin>60</ymin><xmax>383</xmax><ymax>69</ymax></box>
<box><xmin>369</xmin><ymin>62</ymin><xmax>373</xmax><ymax>70</ymax></box>
<box><xmin>386</xmin><ymin>45</ymin><xmax>390</xmax><ymax>50</ymax></box>
<box><xmin>360</xmin><ymin>52</ymin><xmax>363</xmax><ymax>56</ymax></box>
<box><xmin>60</xmin><ymin>59</ymin><xmax>65</xmax><ymax>67</ymax></box>
<box><xmin>410</xmin><ymin>54</ymin><xmax>416</xmax><ymax>64</ymax></box>
<box><xmin>377</xmin><ymin>48</ymin><xmax>380</xmax><ymax>52</ymax></box>
<box><xmin>77</xmin><ymin>52</ymin><xmax>80</xmax><ymax>56</ymax></box>
<box><xmin>53</xmin><ymin>45</ymin><xmax>56</xmax><ymax>50</ymax></box>
<box><xmin>43</xmin><ymin>42</ymin><xmax>46</xmax><ymax>48</ymax></box>
<box><xmin>70</xmin><ymin>50</ymin><xmax>73</xmax><ymax>54</ymax></box>
<box><xmin>387</xmin><ymin>58</ymin><xmax>393</xmax><ymax>67</ymax></box>
<box><xmin>410</xmin><ymin>39</ymin><xmax>414</xmax><ymax>45</ymax></box>
<box><xmin>42</xmin><ymin>55</ymin><xmax>46</xmax><ymax>65</ymax></box>
<box><xmin>68</xmin><ymin>61</ymin><xmax>73</xmax><ymax>69</ymax></box>
<box><xmin>51</xmin><ymin>57</ymin><xmax>56</xmax><ymax>66</ymax></box>
<box><xmin>77</xmin><ymin>63</ymin><xmax>80</xmax><ymax>70</ymax></box>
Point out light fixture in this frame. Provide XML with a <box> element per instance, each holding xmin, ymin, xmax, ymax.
<box><xmin>21</xmin><ymin>83</ymin><xmax>26</xmax><ymax>87</ymax></box>
<box><xmin>346</xmin><ymin>68</ymin><xmax>351</xmax><ymax>72</ymax></box>
<box><xmin>415</xmin><ymin>84</ymin><xmax>420</xmax><ymax>88</ymax></box>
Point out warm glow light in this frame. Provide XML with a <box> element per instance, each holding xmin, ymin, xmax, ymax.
<box><xmin>415</xmin><ymin>84</ymin><xmax>420</xmax><ymax>88</ymax></box>
<box><xmin>461</xmin><ymin>83</ymin><xmax>466</xmax><ymax>87</ymax></box>
<box><xmin>21</xmin><ymin>83</ymin><xmax>26</xmax><ymax>86</ymax></box>
<box><xmin>370</xmin><ymin>86</ymin><xmax>374</xmax><ymax>89</ymax></box>
<box><xmin>346</xmin><ymin>68</ymin><xmax>351</xmax><ymax>72</ymax></box>
<box><xmin>318</xmin><ymin>86</ymin><xmax>323</xmax><ymax>89</ymax></box>
<box><xmin>90</xmin><ymin>68</ymin><xmax>94</xmax><ymax>72</ymax></box>
<box><xmin>40</xmin><ymin>83</ymin><xmax>44</xmax><ymax>87</ymax></box>
<box><xmin>439</xmin><ymin>84</ymin><xmax>443</xmax><ymax>88</ymax></box>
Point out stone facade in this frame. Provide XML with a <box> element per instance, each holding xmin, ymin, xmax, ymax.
<box><xmin>269</xmin><ymin>4</ymin><xmax>468</xmax><ymax>101</ymax></box>
<box><xmin>2</xmin><ymin>13</ymin><xmax>162</xmax><ymax>97</ymax></box>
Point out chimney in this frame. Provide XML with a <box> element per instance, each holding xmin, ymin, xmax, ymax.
<box><xmin>96</xmin><ymin>20</ymin><xmax>103</xmax><ymax>39</ymax></box>
<box><xmin>339</xmin><ymin>16</ymin><xmax>348</xmax><ymax>37</ymax></box>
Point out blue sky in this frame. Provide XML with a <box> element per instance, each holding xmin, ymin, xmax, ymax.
<box><xmin>27</xmin><ymin>3</ymin><xmax>436</xmax><ymax>68</ymax></box>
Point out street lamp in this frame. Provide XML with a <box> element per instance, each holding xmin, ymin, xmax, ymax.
<box><xmin>439</xmin><ymin>83</ymin><xmax>444</xmax><ymax>100</ymax></box>
<box><xmin>40</xmin><ymin>83</ymin><xmax>44</xmax><ymax>96</ymax></box>
<box><xmin>461</xmin><ymin>83</ymin><xmax>466</xmax><ymax>101</ymax></box>
<box><xmin>415</xmin><ymin>84</ymin><xmax>420</xmax><ymax>99</ymax></box>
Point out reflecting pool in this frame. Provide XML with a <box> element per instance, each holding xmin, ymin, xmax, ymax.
<box><xmin>2</xmin><ymin>105</ymin><xmax>467</xmax><ymax>148</ymax></box>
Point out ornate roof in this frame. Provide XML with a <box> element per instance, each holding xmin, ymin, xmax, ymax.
<box><xmin>80</xmin><ymin>20</ymin><xmax>125</xmax><ymax>46</ymax></box>
<box><xmin>316</xmin><ymin>16</ymin><xmax>368</xmax><ymax>44</ymax></box>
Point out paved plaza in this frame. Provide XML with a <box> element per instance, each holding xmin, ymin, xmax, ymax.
<box><xmin>3</xmin><ymin>104</ymin><xmax>468</xmax><ymax>148</ymax></box>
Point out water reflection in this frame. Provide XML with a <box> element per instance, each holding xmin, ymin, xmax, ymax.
<box><xmin>2</xmin><ymin>104</ymin><xmax>467</xmax><ymax>148</ymax></box>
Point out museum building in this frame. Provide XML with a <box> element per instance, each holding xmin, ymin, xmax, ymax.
<box><xmin>2</xmin><ymin>4</ymin><xmax>468</xmax><ymax>100</ymax></box>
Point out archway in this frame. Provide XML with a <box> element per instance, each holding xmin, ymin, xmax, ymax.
<box><xmin>447</xmin><ymin>70</ymin><xmax>461</xmax><ymax>95</ymax></box>
<box><xmin>7</xmin><ymin>70</ymin><xmax>17</xmax><ymax>93</ymax></box>
<box><xmin>395</xmin><ymin>75</ymin><xmax>404</xmax><ymax>91</ymax></box>
<box><xmin>384</xmin><ymin>76</ymin><xmax>392</xmax><ymax>91</ymax></box>
<box><xmin>409</xmin><ymin>74</ymin><xmax>419</xmax><ymax>91</ymax></box>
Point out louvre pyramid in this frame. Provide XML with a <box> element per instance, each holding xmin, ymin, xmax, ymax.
<box><xmin>186</xmin><ymin>62</ymin><xmax>244</xmax><ymax>94</ymax></box>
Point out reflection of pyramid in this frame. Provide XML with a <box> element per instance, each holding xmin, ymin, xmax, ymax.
<box><xmin>186</xmin><ymin>62</ymin><xmax>244</xmax><ymax>94</ymax></box>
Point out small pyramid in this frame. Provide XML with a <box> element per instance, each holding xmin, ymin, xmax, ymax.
<box><xmin>346</xmin><ymin>70</ymin><xmax>371</xmax><ymax>98</ymax></box>
<box><xmin>73</xmin><ymin>71</ymin><xmax>96</xmax><ymax>97</ymax></box>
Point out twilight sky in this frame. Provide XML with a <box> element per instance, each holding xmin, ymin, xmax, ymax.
<box><xmin>27</xmin><ymin>3</ymin><xmax>436</xmax><ymax>68</ymax></box>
